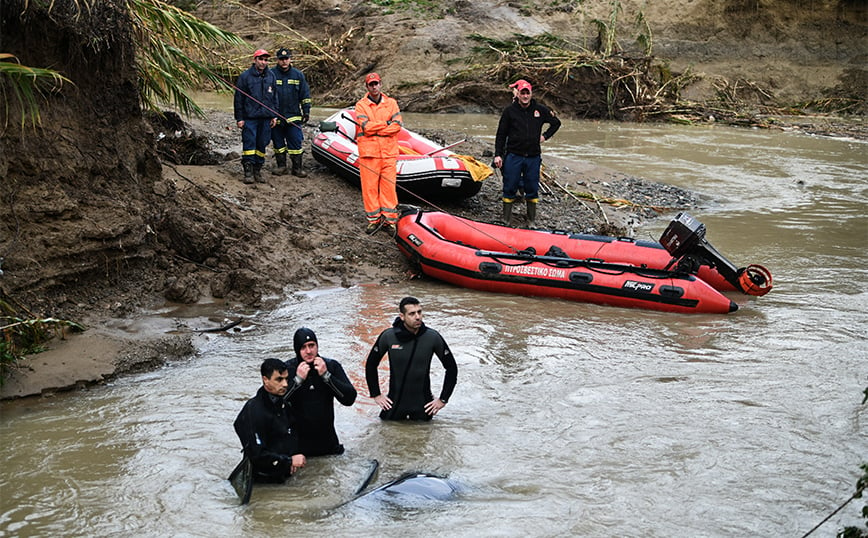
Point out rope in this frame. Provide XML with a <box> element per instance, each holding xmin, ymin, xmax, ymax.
<box><xmin>801</xmin><ymin>487</ymin><xmax>865</xmax><ymax>538</ymax></box>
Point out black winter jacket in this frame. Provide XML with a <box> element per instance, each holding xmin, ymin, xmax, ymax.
<box><xmin>494</xmin><ymin>99</ymin><xmax>561</xmax><ymax>158</ymax></box>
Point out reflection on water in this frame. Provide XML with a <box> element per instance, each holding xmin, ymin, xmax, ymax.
<box><xmin>2</xmin><ymin>118</ymin><xmax>866</xmax><ymax>537</ymax></box>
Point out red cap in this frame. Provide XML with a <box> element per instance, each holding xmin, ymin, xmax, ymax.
<box><xmin>253</xmin><ymin>49</ymin><xmax>270</xmax><ymax>59</ymax></box>
<box><xmin>365</xmin><ymin>73</ymin><xmax>381</xmax><ymax>84</ymax></box>
<box><xmin>510</xmin><ymin>79</ymin><xmax>532</xmax><ymax>92</ymax></box>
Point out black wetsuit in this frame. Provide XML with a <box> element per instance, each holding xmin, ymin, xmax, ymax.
<box><xmin>365</xmin><ymin>318</ymin><xmax>458</xmax><ymax>421</ymax></box>
<box><xmin>233</xmin><ymin>386</ymin><xmax>300</xmax><ymax>483</ymax></box>
<box><xmin>284</xmin><ymin>356</ymin><xmax>357</xmax><ymax>456</ymax></box>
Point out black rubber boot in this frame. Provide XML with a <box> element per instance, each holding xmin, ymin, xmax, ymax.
<box><xmin>502</xmin><ymin>201</ymin><xmax>514</xmax><ymax>226</ymax></box>
<box><xmin>526</xmin><ymin>201</ymin><xmax>537</xmax><ymax>229</ymax></box>
<box><xmin>291</xmin><ymin>154</ymin><xmax>308</xmax><ymax>178</ymax></box>
<box><xmin>274</xmin><ymin>154</ymin><xmax>288</xmax><ymax>176</ymax></box>
<box><xmin>242</xmin><ymin>161</ymin><xmax>254</xmax><ymax>184</ymax></box>
<box><xmin>253</xmin><ymin>163</ymin><xmax>265</xmax><ymax>183</ymax></box>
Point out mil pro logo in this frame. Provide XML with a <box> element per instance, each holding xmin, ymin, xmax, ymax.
<box><xmin>623</xmin><ymin>280</ymin><xmax>654</xmax><ymax>293</ymax></box>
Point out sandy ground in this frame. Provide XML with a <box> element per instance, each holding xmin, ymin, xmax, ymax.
<box><xmin>0</xmin><ymin>327</ymin><xmax>194</xmax><ymax>400</ymax></box>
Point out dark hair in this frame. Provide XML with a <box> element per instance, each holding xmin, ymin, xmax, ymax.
<box><xmin>261</xmin><ymin>358</ymin><xmax>288</xmax><ymax>378</ymax></box>
<box><xmin>399</xmin><ymin>296</ymin><xmax>420</xmax><ymax>313</ymax></box>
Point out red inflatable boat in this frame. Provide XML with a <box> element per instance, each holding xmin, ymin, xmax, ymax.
<box><xmin>395</xmin><ymin>209</ymin><xmax>772</xmax><ymax>315</ymax></box>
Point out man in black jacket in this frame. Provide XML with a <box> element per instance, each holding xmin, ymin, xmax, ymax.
<box><xmin>365</xmin><ymin>296</ymin><xmax>458</xmax><ymax>421</ymax></box>
<box><xmin>233</xmin><ymin>358</ymin><xmax>306</xmax><ymax>483</ymax></box>
<box><xmin>493</xmin><ymin>79</ymin><xmax>561</xmax><ymax>228</ymax></box>
<box><xmin>284</xmin><ymin>328</ymin><xmax>357</xmax><ymax>456</ymax></box>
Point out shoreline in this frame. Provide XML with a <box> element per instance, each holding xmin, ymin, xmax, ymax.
<box><xmin>6</xmin><ymin>109</ymin><xmax>861</xmax><ymax>402</ymax></box>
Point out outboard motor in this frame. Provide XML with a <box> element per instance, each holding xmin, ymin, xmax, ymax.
<box><xmin>660</xmin><ymin>212</ymin><xmax>773</xmax><ymax>296</ymax></box>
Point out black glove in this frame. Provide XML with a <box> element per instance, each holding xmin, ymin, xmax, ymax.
<box><xmin>302</xmin><ymin>114</ymin><xmax>309</xmax><ymax>124</ymax></box>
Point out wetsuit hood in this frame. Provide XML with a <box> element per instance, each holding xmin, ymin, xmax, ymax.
<box><xmin>392</xmin><ymin>315</ymin><xmax>427</xmax><ymax>342</ymax></box>
<box><xmin>293</xmin><ymin>327</ymin><xmax>318</xmax><ymax>359</ymax></box>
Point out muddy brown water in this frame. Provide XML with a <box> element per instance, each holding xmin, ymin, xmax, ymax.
<box><xmin>1</xmin><ymin>113</ymin><xmax>866</xmax><ymax>537</ymax></box>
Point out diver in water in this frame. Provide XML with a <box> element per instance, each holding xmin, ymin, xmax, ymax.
<box><xmin>284</xmin><ymin>327</ymin><xmax>357</xmax><ymax>456</ymax></box>
<box><xmin>365</xmin><ymin>296</ymin><xmax>458</xmax><ymax>421</ymax></box>
<box><xmin>233</xmin><ymin>358</ymin><xmax>306</xmax><ymax>483</ymax></box>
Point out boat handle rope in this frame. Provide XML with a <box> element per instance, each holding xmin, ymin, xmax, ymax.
<box><xmin>477</xmin><ymin>250</ymin><xmax>691</xmax><ymax>280</ymax></box>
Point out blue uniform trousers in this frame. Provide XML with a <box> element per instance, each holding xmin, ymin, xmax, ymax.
<box><xmin>501</xmin><ymin>153</ymin><xmax>541</xmax><ymax>203</ymax></box>
<box><xmin>271</xmin><ymin>120</ymin><xmax>304</xmax><ymax>157</ymax></box>
<box><xmin>241</xmin><ymin>118</ymin><xmax>272</xmax><ymax>165</ymax></box>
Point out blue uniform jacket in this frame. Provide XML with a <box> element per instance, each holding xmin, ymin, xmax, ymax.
<box><xmin>271</xmin><ymin>66</ymin><xmax>311</xmax><ymax>123</ymax></box>
<box><xmin>233</xmin><ymin>64</ymin><xmax>278</xmax><ymax>121</ymax></box>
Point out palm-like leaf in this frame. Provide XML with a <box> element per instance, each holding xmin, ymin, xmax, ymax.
<box><xmin>127</xmin><ymin>0</ymin><xmax>245</xmax><ymax>117</ymax></box>
<box><xmin>0</xmin><ymin>53</ymin><xmax>72</xmax><ymax>131</ymax></box>
<box><xmin>4</xmin><ymin>0</ymin><xmax>245</xmax><ymax>125</ymax></box>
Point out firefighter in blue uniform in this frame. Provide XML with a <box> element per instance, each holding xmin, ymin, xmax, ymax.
<box><xmin>233</xmin><ymin>49</ymin><xmax>278</xmax><ymax>184</ymax></box>
<box><xmin>270</xmin><ymin>48</ymin><xmax>312</xmax><ymax>177</ymax></box>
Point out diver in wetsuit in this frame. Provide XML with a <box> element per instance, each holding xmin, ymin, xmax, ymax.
<box><xmin>233</xmin><ymin>358</ymin><xmax>306</xmax><ymax>482</ymax></box>
<box><xmin>365</xmin><ymin>296</ymin><xmax>458</xmax><ymax>421</ymax></box>
<box><xmin>284</xmin><ymin>327</ymin><xmax>357</xmax><ymax>456</ymax></box>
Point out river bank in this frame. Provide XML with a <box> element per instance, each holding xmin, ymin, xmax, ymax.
<box><xmin>2</xmin><ymin>0</ymin><xmax>865</xmax><ymax>399</ymax></box>
<box><xmin>2</xmin><ymin>108</ymin><xmax>701</xmax><ymax>399</ymax></box>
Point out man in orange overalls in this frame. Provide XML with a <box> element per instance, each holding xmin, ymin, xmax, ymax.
<box><xmin>354</xmin><ymin>73</ymin><xmax>403</xmax><ymax>236</ymax></box>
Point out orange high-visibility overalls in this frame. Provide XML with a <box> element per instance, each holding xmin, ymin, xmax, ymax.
<box><xmin>355</xmin><ymin>94</ymin><xmax>402</xmax><ymax>225</ymax></box>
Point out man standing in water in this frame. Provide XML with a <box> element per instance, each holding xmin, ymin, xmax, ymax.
<box><xmin>233</xmin><ymin>358</ymin><xmax>306</xmax><ymax>482</ymax></box>
<box><xmin>365</xmin><ymin>296</ymin><xmax>458</xmax><ymax>421</ymax></box>
<box><xmin>284</xmin><ymin>328</ymin><xmax>357</xmax><ymax>456</ymax></box>
<box><xmin>493</xmin><ymin>79</ymin><xmax>561</xmax><ymax>228</ymax></box>
<box><xmin>354</xmin><ymin>73</ymin><xmax>402</xmax><ymax>236</ymax></box>
<box><xmin>233</xmin><ymin>48</ymin><xmax>278</xmax><ymax>184</ymax></box>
